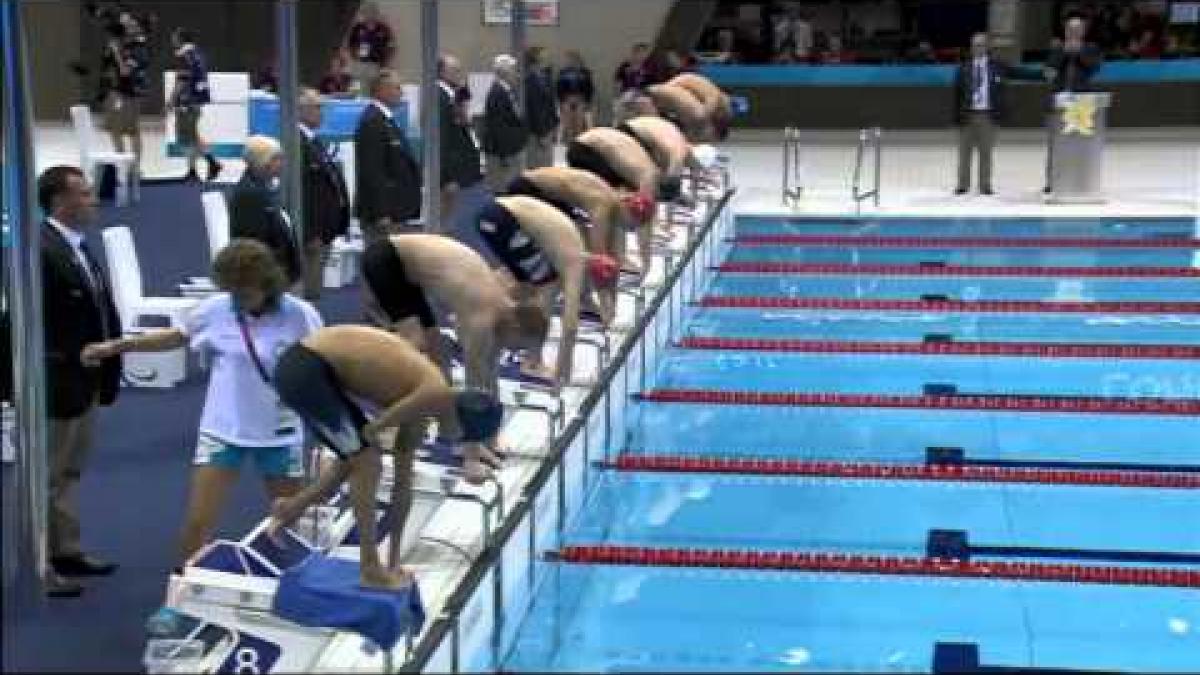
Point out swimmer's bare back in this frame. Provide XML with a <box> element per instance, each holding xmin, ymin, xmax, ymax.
<box><xmin>574</xmin><ymin>128</ymin><xmax>659</xmax><ymax>192</ymax></box>
<box><xmin>388</xmin><ymin>234</ymin><xmax>512</xmax><ymax>316</ymax></box>
<box><xmin>302</xmin><ymin>325</ymin><xmax>446</xmax><ymax>411</ymax></box>
<box><xmin>495</xmin><ymin>195</ymin><xmax>587</xmax><ymax>271</ymax></box>
<box><xmin>625</xmin><ymin>116</ymin><xmax>692</xmax><ymax>174</ymax></box>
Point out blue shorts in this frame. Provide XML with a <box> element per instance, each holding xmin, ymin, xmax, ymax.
<box><xmin>194</xmin><ymin>434</ymin><xmax>304</xmax><ymax>479</ymax></box>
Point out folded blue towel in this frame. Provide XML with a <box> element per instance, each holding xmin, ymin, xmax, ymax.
<box><xmin>272</xmin><ymin>553</ymin><xmax>425</xmax><ymax>650</ymax></box>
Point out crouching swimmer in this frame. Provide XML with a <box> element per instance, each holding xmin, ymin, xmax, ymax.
<box><xmin>475</xmin><ymin>195</ymin><xmax>620</xmax><ymax>388</ymax></box>
<box><xmin>361</xmin><ymin>233</ymin><xmax>547</xmax><ymax>394</ymax></box>
<box><xmin>267</xmin><ymin>325</ymin><xmax>504</xmax><ymax>589</ymax></box>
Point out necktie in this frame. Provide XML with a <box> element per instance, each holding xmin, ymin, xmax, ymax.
<box><xmin>78</xmin><ymin>239</ymin><xmax>114</xmax><ymax>338</ymax></box>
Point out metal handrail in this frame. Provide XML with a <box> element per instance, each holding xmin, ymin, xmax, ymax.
<box><xmin>399</xmin><ymin>188</ymin><xmax>735</xmax><ymax>672</ymax></box>
<box><xmin>781</xmin><ymin>127</ymin><xmax>803</xmax><ymax>207</ymax></box>
<box><xmin>852</xmin><ymin>126</ymin><xmax>882</xmax><ymax>214</ymax></box>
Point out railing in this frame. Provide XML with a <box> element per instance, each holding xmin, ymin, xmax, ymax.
<box><xmin>852</xmin><ymin>126</ymin><xmax>882</xmax><ymax>214</ymax></box>
<box><xmin>781</xmin><ymin>127</ymin><xmax>803</xmax><ymax>208</ymax></box>
<box><xmin>399</xmin><ymin>185</ymin><xmax>736</xmax><ymax>673</ymax></box>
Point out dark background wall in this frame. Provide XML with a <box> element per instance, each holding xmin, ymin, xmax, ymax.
<box><xmin>725</xmin><ymin>80</ymin><xmax>1200</xmax><ymax>128</ymax></box>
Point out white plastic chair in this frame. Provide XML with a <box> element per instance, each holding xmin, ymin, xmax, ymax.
<box><xmin>101</xmin><ymin>225</ymin><xmax>198</xmax><ymax>332</ymax></box>
<box><xmin>69</xmin><ymin>105</ymin><xmax>137</xmax><ymax>206</ymax></box>
<box><xmin>201</xmin><ymin>191</ymin><xmax>231</xmax><ymax>262</ymax></box>
<box><xmin>179</xmin><ymin>191</ymin><xmax>229</xmax><ymax>296</ymax></box>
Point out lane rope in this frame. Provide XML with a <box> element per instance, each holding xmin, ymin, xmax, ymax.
<box><xmin>677</xmin><ymin>337</ymin><xmax>1200</xmax><ymax>360</ymax></box>
<box><xmin>557</xmin><ymin>545</ymin><xmax>1200</xmax><ymax>588</ymax></box>
<box><xmin>732</xmin><ymin>234</ymin><xmax>1200</xmax><ymax>249</ymax></box>
<box><xmin>698</xmin><ymin>296</ymin><xmax>1200</xmax><ymax>314</ymax></box>
<box><xmin>634</xmin><ymin>389</ymin><xmax>1200</xmax><ymax>415</ymax></box>
<box><xmin>717</xmin><ymin>262</ymin><xmax>1200</xmax><ymax>278</ymax></box>
<box><xmin>607</xmin><ymin>454</ymin><xmax>1200</xmax><ymax>489</ymax></box>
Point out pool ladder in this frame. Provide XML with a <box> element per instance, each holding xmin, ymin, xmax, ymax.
<box><xmin>852</xmin><ymin>126</ymin><xmax>883</xmax><ymax>214</ymax></box>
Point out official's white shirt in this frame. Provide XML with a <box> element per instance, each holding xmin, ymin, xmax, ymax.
<box><xmin>185</xmin><ymin>293</ymin><xmax>323</xmax><ymax>446</ymax></box>
<box><xmin>47</xmin><ymin>218</ymin><xmax>99</xmax><ymax>290</ymax></box>
<box><xmin>971</xmin><ymin>57</ymin><xmax>991</xmax><ymax>111</ymax></box>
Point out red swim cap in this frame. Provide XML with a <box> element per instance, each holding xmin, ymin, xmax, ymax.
<box><xmin>622</xmin><ymin>191</ymin><xmax>657</xmax><ymax>224</ymax></box>
<box><xmin>586</xmin><ymin>254</ymin><xmax>620</xmax><ymax>287</ymax></box>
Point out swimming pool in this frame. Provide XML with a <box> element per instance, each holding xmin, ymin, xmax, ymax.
<box><xmin>447</xmin><ymin>213</ymin><xmax>1200</xmax><ymax>673</ymax></box>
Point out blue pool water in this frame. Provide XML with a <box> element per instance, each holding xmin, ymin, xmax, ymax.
<box><xmin>501</xmin><ymin>216</ymin><xmax>1200</xmax><ymax>673</ymax></box>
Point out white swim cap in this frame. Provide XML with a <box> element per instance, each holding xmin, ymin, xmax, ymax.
<box><xmin>692</xmin><ymin>144</ymin><xmax>719</xmax><ymax>169</ymax></box>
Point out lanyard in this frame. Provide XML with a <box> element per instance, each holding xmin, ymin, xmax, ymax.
<box><xmin>236</xmin><ymin>312</ymin><xmax>273</xmax><ymax>386</ymax></box>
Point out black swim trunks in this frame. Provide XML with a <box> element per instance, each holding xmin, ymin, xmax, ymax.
<box><xmin>361</xmin><ymin>240</ymin><xmax>437</xmax><ymax>328</ymax></box>
<box><xmin>476</xmin><ymin>199</ymin><xmax>557</xmax><ymax>285</ymax></box>
<box><xmin>274</xmin><ymin>343</ymin><xmax>370</xmax><ymax>458</ymax></box>
<box><xmin>566</xmin><ymin>140</ymin><xmax>638</xmax><ymax>192</ymax></box>
<box><xmin>506</xmin><ymin>176</ymin><xmax>592</xmax><ymax>227</ymax></box>
<box><xmin>617</xmin><ymin>122</ymin><xmax>658</xmax><ymax>161</ymax></box>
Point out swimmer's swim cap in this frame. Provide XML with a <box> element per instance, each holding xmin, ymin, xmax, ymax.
<box><xmin>454</xmin><ymin>388</ymin><xmax>504</xmax><ymax>443</ymax></box>
<box><xmin>622</xmin><ymin>191</ymin><xmax>656</xmax><ymax>224</ymax></box>
<box><xmin>692</xmin><ymin>144</ymin><xmax>719</xmax><ymax>169</ymax></box>
<box><xmin>586</xmin><ymin>254</ymin><xmax>620</xmax><ymax>288</ymax></box>
<box><xmin>656</xmin><ymin>175</ymin><xmax>683</xmax><ymax>202</ymax></box>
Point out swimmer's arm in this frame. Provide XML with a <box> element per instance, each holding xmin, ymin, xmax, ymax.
<box><xmin>363</xmin><ymin>384</ymin><xmax>443</xmax><ymax>444</ymax></box>
<box><xmin>461</xmin><ymin>321</ymin><xmax>499</xmax><ymax>395</ymax></box>
<box><xmin>81</xmin><ymin>329</ymin><xmax>186</xmax><ymax>366</ymax></box>
<box><xmin>554</xmin><ymin>267</ymin><xmax>583</xmax><ymax>387</ymax></box>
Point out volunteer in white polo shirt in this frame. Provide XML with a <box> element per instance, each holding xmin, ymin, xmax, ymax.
<box><xmin>81</xmin><ymin>239</ymin><xmax>323</xmax><ymax>568</ymax></box>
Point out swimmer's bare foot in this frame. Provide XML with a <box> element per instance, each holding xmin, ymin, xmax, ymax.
<box><xmin>519</xmin><ymin>361</ymin><xmax>556</xmax><ymax>384</ymax></box>
<box><xmin>462</xmin><ymin>458</ymin><xmax>494</xmax><ymax>485</ymax></box>
<box><xmin>360</xmin><ymin>565</ymin><xmax>412</xmax><ymax>590</ymax></box>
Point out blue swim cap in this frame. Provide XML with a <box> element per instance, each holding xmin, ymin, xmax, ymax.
<box><xmin>454</xmin><ymin>388</ymin><xmax>504</xmax><ymax>442</ymax></box>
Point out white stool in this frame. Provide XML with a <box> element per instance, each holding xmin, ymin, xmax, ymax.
<box><xmin>70</xmin><ymin>105</ymin><xmax>138</xmax><ymax>206</ymax></box>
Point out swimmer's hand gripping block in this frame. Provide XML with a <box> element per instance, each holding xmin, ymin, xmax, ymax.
<box><xmin>271</xmin><ymin>553</ymin><xmax>425</xmax><ymax>650</ymax></box>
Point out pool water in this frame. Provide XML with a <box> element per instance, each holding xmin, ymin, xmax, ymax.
<box><xmin>501</xmin><ymin>216</ymin><xmax>1200</xmax><ymax>673</ymax></box>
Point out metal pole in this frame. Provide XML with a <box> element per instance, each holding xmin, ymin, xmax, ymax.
<box><xmin>420</xmin><ymin>0</ymin><xmax>441</xmax><ymax>231</ymax></box>
<box><xmin>2</xmin><ymin>0</ymin><xmax>49</xmax><ymax>601</ymax></box>
<box><xmin>873</xmin><ymin>127</ymin><xmax>882</xmax><ymax>208</ymax></box>
<box><xmin>510</xmin><ymin>0</ymin><xmax>527</xmax><ymax>171</ymax></box>
<box><xmin>275</xmin><ymin>0</ymin><xmax>304</xmax><ymax>255</ymax></box>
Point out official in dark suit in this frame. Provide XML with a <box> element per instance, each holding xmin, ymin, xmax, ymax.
<box><xmin>1042</xmin><ymin>17</ymin><xmax>1103</xmax><ymax>193</ymax></box>
<box><xmin>438</xmin><ymin>54</ymin><xmax>484</xmax><ymax>233</ymax></box>
<box><xmin>524</xmin><ymin>46</ymin><xmax>560</xmax><ymax>170</ymax></box>
<box><xmin>37</xmin><ymin>166</ymin><xmax>123</xmax><ymax>597</ymax></box>
<box><xmin>953</xmin><ymin>33</ymin><xmax>1013</xmax><ymax>195</ymax></box>
<box><xmin>298</xmin><ymin>89</ymin><xmax>351</xmax><ymax>299</ymax></box>
<box><xmin>482</xmin><ymin>54</ymin><xmax>528</xmax><ymax>192</ymax></box>
<box><xmin>354</xmin><ymin>69</ymin><xmax>422</xmax><ymax>242</ymax></box>
<box><xmin>229</xmin><ymin>136</ymin><xmax>303</xmax><ymax>288</ymax></box>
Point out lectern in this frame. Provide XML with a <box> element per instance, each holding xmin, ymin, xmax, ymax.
<box><xmin>1048</xmin><ymin>92</ymin><xmax>1112</xmax><ymax>204</ymax></box>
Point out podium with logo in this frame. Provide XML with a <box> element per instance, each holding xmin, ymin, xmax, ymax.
<box><xmin>1048</xmin><ymin>92</ymin><xmax>1112</xmax><ymax>204</ymax></box>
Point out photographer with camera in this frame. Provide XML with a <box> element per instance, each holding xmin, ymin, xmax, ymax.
<box><xmin>170</xmin><ymin>28</ymin><xmax>223</xmax><ymax>183</ymax></box>
<box><xmin>101</xmin><ymin>10</ymin><xmax>149</xmax><ymax>173</ymax></box>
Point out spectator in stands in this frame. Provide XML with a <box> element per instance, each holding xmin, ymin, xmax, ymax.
<box><xmin>170</xmin><ymin>28</ymin><xmax>222</xmax><ymax>182</ymax></box>
<box><xmin>81</xmin><ymin>240</ymin><xmax>322</xmax><ymax>570</ymax></box>
<box><xmin>1043</xmin><ymin>16</ymin><xmax>1102</xmax><ymax>192</ymax></box>
<box><xmin>37</xmin><ymin>165</ymin><xmax>123</xmax><ymax>598</ymax></box>
<box><xmin>298</xmin><ymin>89</ymin><xmax>351</xmax><ymax>300</ymax></box>
<box><xmin>908</xmin><ymin>40</ymin><xmax>938</xmax><ymax>64</ymax></box>
<box><xmin>820</xmin><ymin>34</ymin><xmax>855</xmax><ymax>64</ymax></box>
<box><xmin>354</xmin><ymin>69</ymin><xmax>422</xmax><ymax>242</ymax></box>
<box><xmin>524</xmin><ymin>46</ymin><xmax>560</xmax><ymax>170</ymax></box>
<box><xmin>101</xmin><ymin>11</ymin><xmax>149</xmax><ymax>173</ymax></box>
<box><xmin>229</xmin><ymin>136</ymin><xmax>303</xmax><ymax>288</ymax></box>
<box><xmin>1128</xmin><ymin>28</ymin><xmax>1164</xmax><ymax>59</ymax></box>
<box><xmin>712</xmin><ymin>29</ymin><xmax>741</xmax><ymax>64</ymax></box>
<box><xmin>318</xmin><ymin>49</ymin><xmax>356</xmax><ymax>97</ymax></box>
<box><xmin>344</xmin><ymin>1</ymin><xmax>394</xmax><ymax>89</ymax></box>
<box><xmin>655</xmin><ymin>50</ymin><xmax>691</xmax><ymax>82</ymax></box>
<box><xmin>437</xmin><ymin>54</ymin><xmax>484</xmax><ymax>231</ymax></box>
<box><xmin>556</xmin><ymin>50</ymin><xmax>595</xmax><ymax>143</ymax></box>
<box><xmin>482</xmin><ymin>54</ymin><xmax>528</xmax><ymax>192</ymax></box>
<box><xmin>615</xmin><ymin>43</ymin><xmax>653</xmax><ymax>94</ymax></box>
<box><xmin>253</xmin><ymin>56</ymin><xmax>279</xmax><ymax>94</ymax></box>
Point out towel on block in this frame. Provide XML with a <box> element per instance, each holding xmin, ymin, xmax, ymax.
<box><xmin>272</xmin><ymin>553</ymin><xmax>425</xmax><ymax>650</ymax></box>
